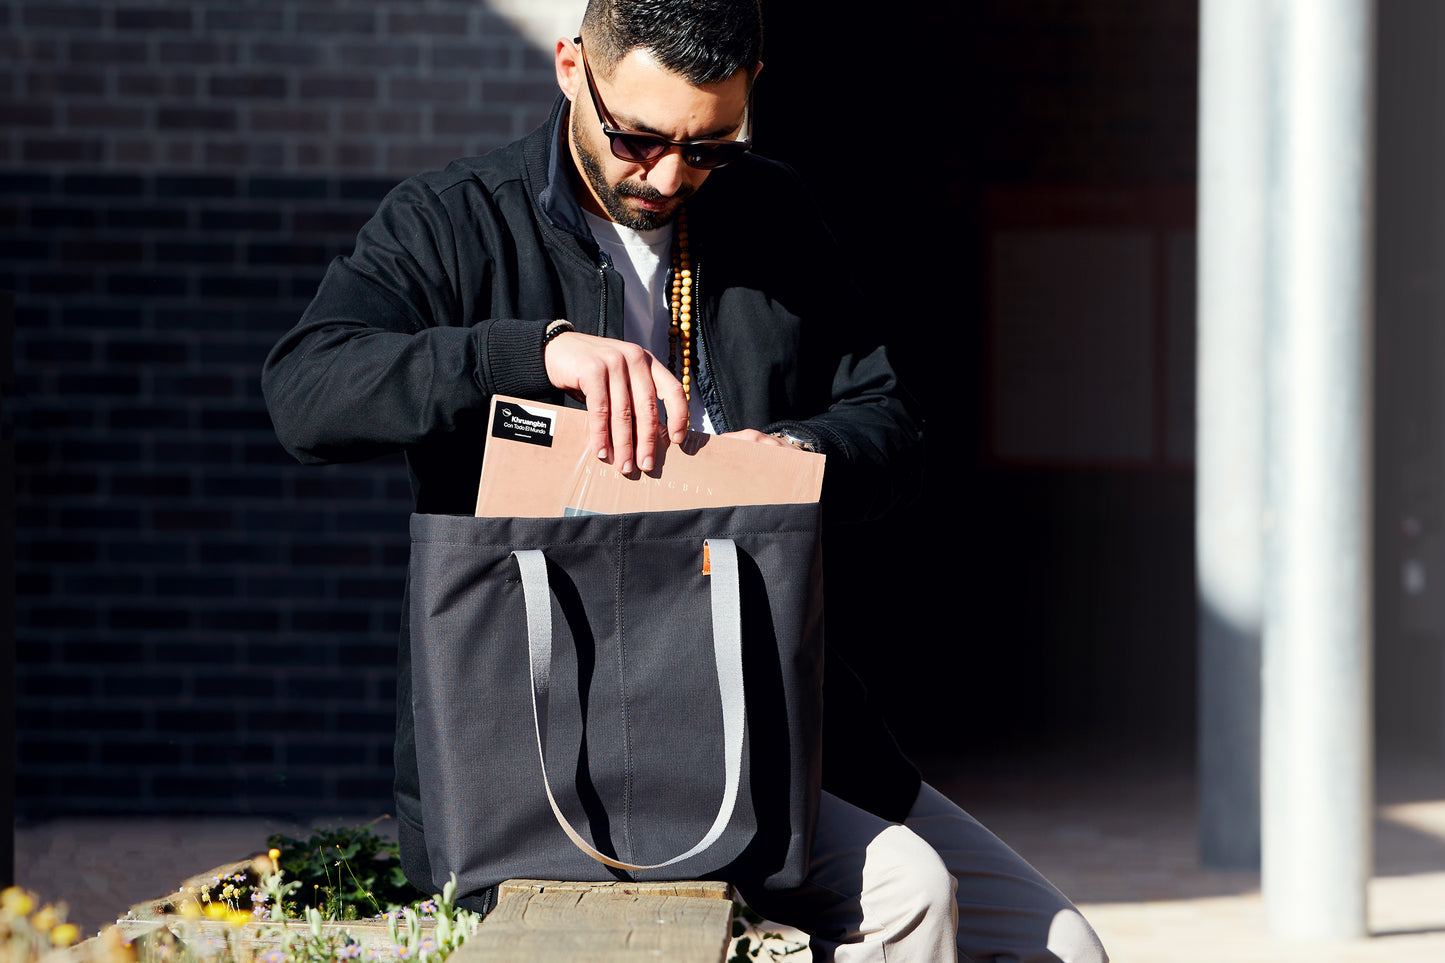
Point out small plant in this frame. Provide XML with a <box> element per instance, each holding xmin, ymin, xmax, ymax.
<box><xmin>728</xmin><ymin>902</ymin><xmax>806</xmax><ymax>962</ymax></box>
<box><xmin>190</xmin><ymin>868</ymin><xmax>264</xmax><ymax>923</ymax></box>
<box><xmin>332</xmin><ymin>873</ymin><xmax>479</xmax><ymax>963</ymax></box>
<box><xmin>401</xmin><ymin>877</ymin><xmax>478</xmax><ymax>962</ymax></box>
<box><xmin>265</xmin><ymin>824</ymin><xmax>425</xmax><ymax>920</ymax></box>
<box><xmin>256</xmin><ymin>849</ymin><xmax>303</xmax><ymax>923</ymax></box>
<box><xmin>281</xmin><ymin>907</ymin><xmax>362</xmax><ymax>963</ymax></box>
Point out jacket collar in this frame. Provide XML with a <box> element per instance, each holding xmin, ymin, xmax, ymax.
<box><xmin>533</xmin><ymin>94</ymin><xmax>595</xmax><ymax>244</ymax></box>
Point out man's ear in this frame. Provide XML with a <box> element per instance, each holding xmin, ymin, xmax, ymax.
<box><xmin>555</xmin><ymin>37</ymin><xmax>582</xmax><ymax>102</ymax></box>
<box><xmin>743</xmin><ymin>61</ymin><xmax>763</xmax><ymax>95</ymax></box>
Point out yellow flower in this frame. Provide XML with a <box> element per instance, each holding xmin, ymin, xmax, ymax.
<box><xmin>268</xmin><ymin>848</ymin><xmax>281</xmax><ymax>862</ymax></box>
<box><xmin>51</xmin><ymin>923</ymin><xmax>80</xmax><ymax>948</ymax></box>
<box><xmin>205</xmin><ymin>903</ymin><xmax>230</xmax><ymax>920</ymax></box>
<box><xmin>1</xmin><ymin>886</ymin><xmax>35</xmax><ymax>917</ymax></box>
<box><xmin>181</xmin><ymin>901</ymin><xmax>203</xmax><ymax>919</ymax></box>
<box><xmin>32</xmin><ymin>905</ymin><xmax>58</xmax><ymax>932</ymax></box>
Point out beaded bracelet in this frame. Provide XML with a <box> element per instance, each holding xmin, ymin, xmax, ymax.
<box><xmin>542</xmin><ymin>319</ymin><xmax>575</xmax><ymax>348</ymax></box>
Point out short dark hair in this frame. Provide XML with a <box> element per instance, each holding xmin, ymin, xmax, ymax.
<box><xmin>579</xmin><ymin>0</ymin><xmax>763</xmax><ymax>86</ymax></box>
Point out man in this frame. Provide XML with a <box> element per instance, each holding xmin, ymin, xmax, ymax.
<box><xmin>263</xmin><ymin>1</ymin><xmax>1106</xmax><ymax>960</ymax></box>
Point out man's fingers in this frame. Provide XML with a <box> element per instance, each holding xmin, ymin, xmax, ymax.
<box><xmin>607</xmin><ymin>356</ymin><xmax>637</xmax><ymax>474</ymax></box>
<box><xmin>651</xmin><ymin>357</ymin><xmax>690</xmax><ymax>444</ymax></box>
<box><xmin>627</xmin><ymin>353</ymin><xmax>670</xmax><ymax>472</ymax></box>
<box><xmin>575</xmin><ymin>363</ymin><xmax>613</xmax><ymax>464</ymax></box>
<box><xmin>631</xmin><ymin>392</ymin><xmax>662</xmax><ymax>473</ymax></box>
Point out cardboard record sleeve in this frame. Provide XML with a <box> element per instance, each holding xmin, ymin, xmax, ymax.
<box><xmin>475</xmin><ymin>395</ymin><xmax>825</xmax><ymax>518</ymax></box>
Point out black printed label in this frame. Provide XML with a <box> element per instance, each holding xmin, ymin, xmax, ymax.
<box><xmin>491</xmin><ymin>399</ymin><xmax>555</xmax><ymax>446</ymax></box>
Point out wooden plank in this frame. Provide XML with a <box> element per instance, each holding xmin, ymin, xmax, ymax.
<box><xmin>107</xmin><ymin>916</ymin><xmax>418</xmax><ymax>956</ymax></box>
<box><xmin>457</xmin><ymin>880</ymin><xmax>734</xmax><ymax>963</ymax></box>
<box><xmin>496</xmin><ymin>879</ymin><xmax>732</xmax><ymax>901</ymax></box>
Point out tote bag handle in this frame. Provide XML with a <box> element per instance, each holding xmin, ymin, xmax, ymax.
<box><xmin>512</xmin><ymin>538</ymin><xmax>744</xmax><ymax>872</ymax></box>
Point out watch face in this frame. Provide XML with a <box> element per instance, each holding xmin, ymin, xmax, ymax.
<box><xmin>772</xmin><ymin>432</ymin><xmax>814</xmax><ymax>452</ymax></box>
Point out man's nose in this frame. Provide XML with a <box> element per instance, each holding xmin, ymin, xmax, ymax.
<box><xmin>643</xmin><ymin>150</ymin><xmax>688</xmax><ymax>196</ymax></box>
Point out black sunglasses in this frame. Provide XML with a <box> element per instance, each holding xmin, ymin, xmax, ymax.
<box><xmin>575</xmin><ymin>38</ymin><xmax>753</xmax><ymax>171</ymax></box>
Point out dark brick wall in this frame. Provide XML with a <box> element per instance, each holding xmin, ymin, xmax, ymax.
<box><xmin>2</xmin><ymin>0</ymin><xmax>566</xmax><ymax>817</ymax></box>
<box><xmin>6</xmin><ymin>170</ymin><xmax>419</xmax><ymax>815</ymax></box>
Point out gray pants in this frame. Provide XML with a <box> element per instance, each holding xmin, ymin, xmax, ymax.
<box><xmin>742</xmin><ymin>783</ymin><xmax>1109</xmax><ymax>963</ymax></box>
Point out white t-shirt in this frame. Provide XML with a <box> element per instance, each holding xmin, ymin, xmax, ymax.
<box><xmin>583</xmin><ymin>210</ymin><xmax>712</xmax><ymax>434</ymax></box>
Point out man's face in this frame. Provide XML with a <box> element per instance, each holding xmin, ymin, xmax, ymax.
<box><xmin>563</xmin><ymin>43</ymin><xmax>750</xmax><ymax>230</ymax></box>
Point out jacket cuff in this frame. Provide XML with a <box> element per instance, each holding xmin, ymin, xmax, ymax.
<box><xmin>480</xmin><ymin>318</ymin><xmax>554</xmax><ymax>397</ymax></box>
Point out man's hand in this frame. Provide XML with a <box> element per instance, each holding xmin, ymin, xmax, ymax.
<box><xmin>543</xmin><ymin>331</ymin><xmax>689</xmax><ymax>473</ymax></box>
<box><xmin>719</xmin><ymin>428</ymin><xmax>793</xmax><ymax>448</ymax></box>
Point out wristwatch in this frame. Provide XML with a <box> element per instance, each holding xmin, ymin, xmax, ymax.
<box><xmin>770</xmin><ymin>431</ymin><xmax>817</xmax><ymax>452</ymax></box>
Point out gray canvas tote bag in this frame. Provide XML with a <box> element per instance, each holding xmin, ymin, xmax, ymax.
<box><xmin>407</xmin><ymin>502</ymin><xmax>824</xmax><ymax>900</ymax></box>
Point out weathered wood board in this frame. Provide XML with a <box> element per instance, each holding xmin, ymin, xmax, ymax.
<box><xmin>455</xmin><ymin>879</ymin><xmax>735</xmax><ymax>963</ymax></box>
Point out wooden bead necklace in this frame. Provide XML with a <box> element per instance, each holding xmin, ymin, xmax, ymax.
<box><xmin>669</xmin><ymin>207</ymin><xmax>693</xmax><ymax>399</ymax></box>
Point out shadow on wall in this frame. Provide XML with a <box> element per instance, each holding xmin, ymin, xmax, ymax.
<box><xmin>759</xmin><ymin>1</ymin><xmax>1201</xmax><ymax>762</ymax></box>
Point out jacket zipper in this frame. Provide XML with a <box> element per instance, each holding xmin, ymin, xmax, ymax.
<box><xmin>596</xmin><ymin>251</ymin><xmax>611</xmax><ymax>338</ymax></box>
<box><xmin>692</xmin><ymin>259</ymin><xmax>731</xmax><ymax>433</ymax></box>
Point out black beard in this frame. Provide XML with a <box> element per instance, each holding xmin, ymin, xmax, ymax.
<box><xmin>573</xmin><ymin>116</ymin><xmax>692</xmax><ymax>231</ymax></box>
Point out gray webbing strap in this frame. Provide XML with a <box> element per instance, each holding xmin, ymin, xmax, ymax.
<box><xmin>512</xmin><ymin>538</ymin><xmax>744</xmax><ymax>871</ymax></box>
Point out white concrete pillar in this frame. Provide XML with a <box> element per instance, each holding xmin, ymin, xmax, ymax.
<box><xmin>1262</xmin><ymin>0</ymin><xmax>1375</xmax><ymax>940</ymax></box>
<box><xmin>1195</xmin><ymin>0</ymin><xmax>1269</xmax><ymax>872</ymax></box>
